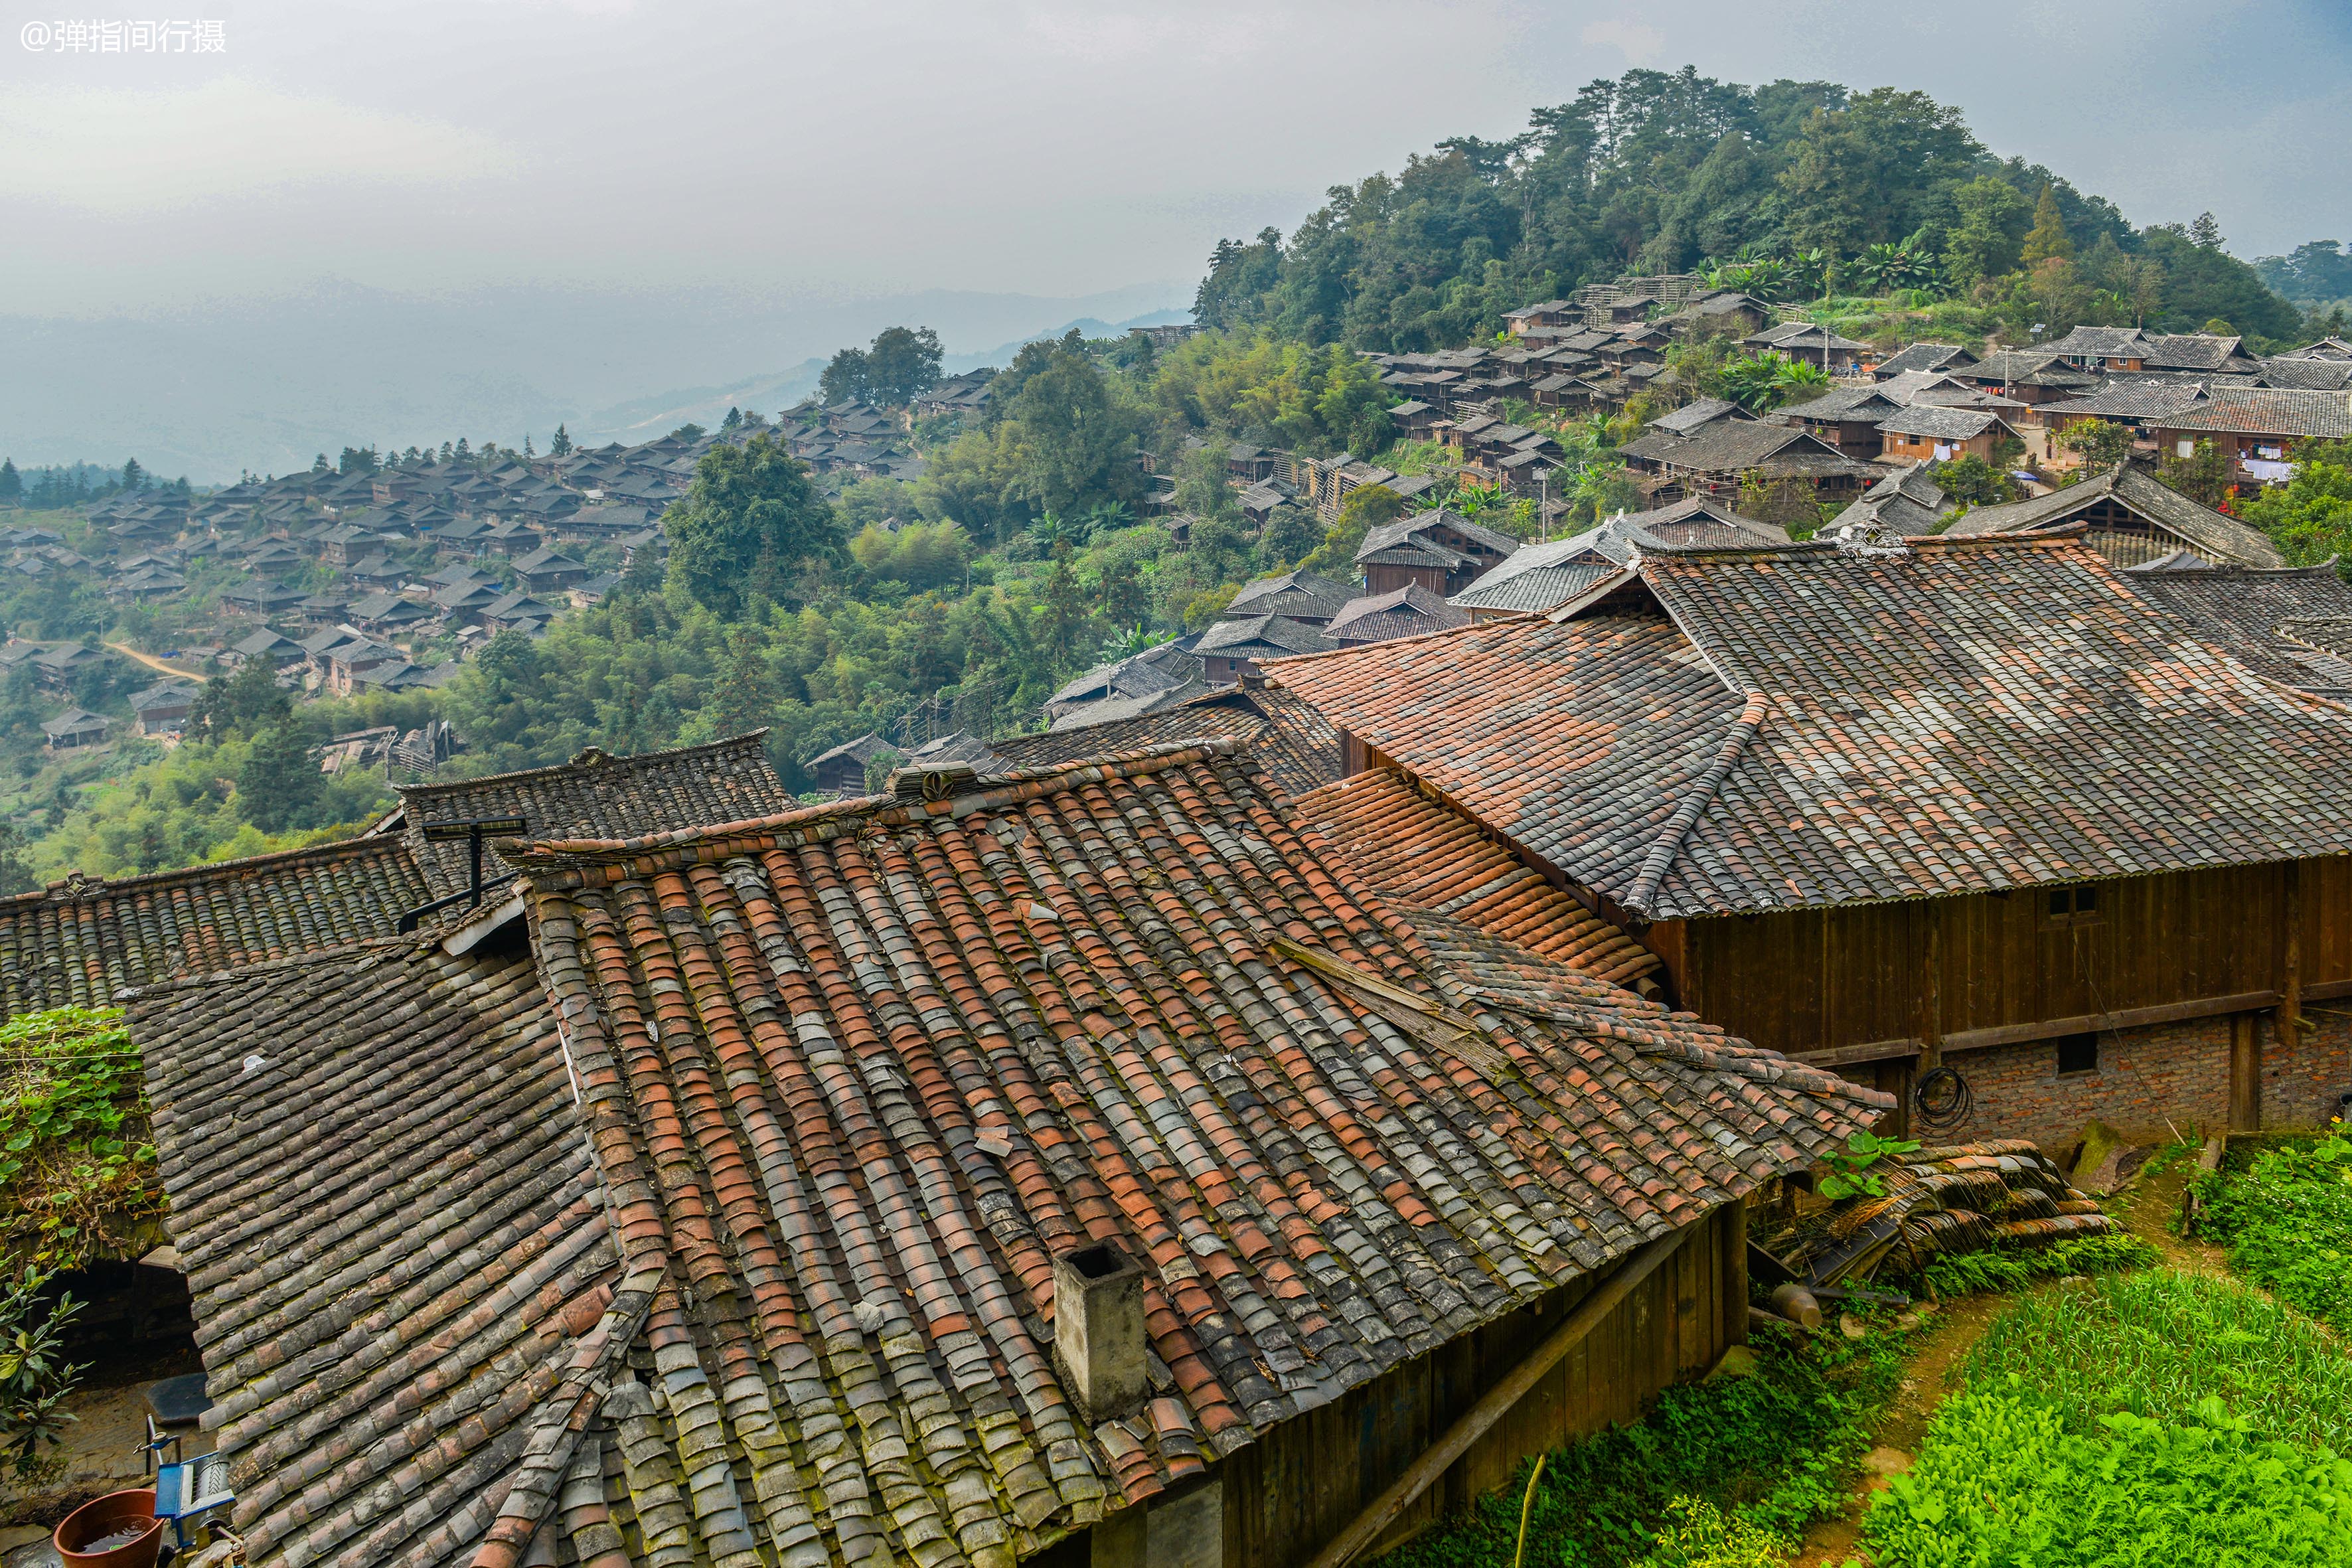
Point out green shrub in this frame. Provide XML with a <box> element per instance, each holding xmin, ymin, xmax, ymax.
<box><xmin>1960</xmin><ymin>1268</ymin><xmax>2352</xmax><ymax>1451</ymax></box>
<box><xmin>1375</xmin><ymin>1322</ymin><xmax>1908</xmax><ymax>1568</ymax></box>
<box><xmin>1867</xmin><ymin>1383</ymin><xmax>2352</xmax><ymax>1567</ymax></box>
<box><xmin>1633</xmin><ymin>1498</ymin><xmax>1787</xmax><ymax>1568</ymax></box>
<box><xmin>2194</xmin><ymin>1133</ymin><xmax>2352</xmax><ymax>1332</ymax></box>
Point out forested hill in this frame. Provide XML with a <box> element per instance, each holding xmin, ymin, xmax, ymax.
<box><xmin>1195</xmin><ymin>68</ymin><xmax>2307</xmax><ymax>351</ymax></box>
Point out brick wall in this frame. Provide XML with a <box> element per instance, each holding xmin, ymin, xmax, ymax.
<box><xmin>1920</xmin><ymin>1009</ymin><xmax>2352</xmax><ymax>1156</ymax></box>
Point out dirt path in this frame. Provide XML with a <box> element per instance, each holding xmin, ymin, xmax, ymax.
<box><xmin>101</xmin><ymin>641</ymin><xmax>204</xmax><ymax>681</ymax></box>
<box><xmin>1788</xmin><ymin>1292</ymin><xmax>2001</xmax><ymax>1568</ymax></box>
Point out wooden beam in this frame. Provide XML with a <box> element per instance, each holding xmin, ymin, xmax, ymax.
<box><xmin>1937</xmin><ymin>990</ymin><xmax>2282</xmax><ymax>1056</ymax></box>
<box><xmin>1789</xmin><ymin>1038</ymin><xmax>1922</xmax><ymax>1069</ymax></box>
<box><xmin>1302</xmin><ymin>1229</ymin><xmax>1686</xmax><ymax>1568</ymax></box>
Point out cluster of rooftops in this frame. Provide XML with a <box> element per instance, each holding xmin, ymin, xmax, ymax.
<box><xmin>29</xmin><ymin>503</ymin><xmax>2349</xmax><ymax>1567</ymax></box>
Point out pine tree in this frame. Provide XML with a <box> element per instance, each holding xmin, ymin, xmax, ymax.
<box><xmin>0</xmin><ymin>460</ymin><xmax>18</xmax><ymax>503</ymax></box>
<box><xmin>439</xmin><ymin>441</ymin><xmax>454</xmax><ymax>463</ymax></box>
<box><xmin>311</xmin><ymin>453</ymin><xmax>331</xmax><ymax>475</ymax></box>
<box><xmin>550</xmin><ymin>424</ymin><xmax>573</xmax><ymax>457</ymax></box>
<box><xmin>455</xmin><ymin>437</ymin><xmax>471</xmax><ymax>461</ymax></box>
<box><xmin>523</xmin><ymin>434</ymin><xmax>535</xmax><ymax>458</ymax></box>
<box><xmin>121</xmin><ymin>457</ymin><xmax>147</xmax><ymax>491</ymax></box>
<box><xmin>2189</xmin><ymin>211</ymin><xmax>2225</xmax><ymax>251</ymax></box>
<box><xmin>2020</xmin><ymin>185</ymin><xmax>2072</xmax><ymax>265</ymax></box>
<box><xmin>236</xmin><ymin>722</ymin><xmax>323</xmax><ymax>833</ymax></box>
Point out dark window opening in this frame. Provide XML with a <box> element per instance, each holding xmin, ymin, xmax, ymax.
<box><xmin>2046</xmin><ymin>885</ymin><xmax>2104</xmax><ymax>927</ymax></box>
<box><xmin>2056</xmin><ymin>1032</ymin><xmax>2099</xmax><ymax>1074</ymax></box>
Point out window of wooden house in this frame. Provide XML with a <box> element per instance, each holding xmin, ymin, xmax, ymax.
<box><xmin>2055</xmin><ymin>1032</ymin><xmax>2099</xmax><ymax>1075</ymax></box>
<box><xmin>2045</xmin><ymin>884</ymin><xmax>2102</xmax><ymax>927</ymax></box>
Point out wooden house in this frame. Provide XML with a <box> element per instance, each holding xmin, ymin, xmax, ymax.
<box><xmin>1944</xmin><ymin>462</ymin><xmax>2284</xmax><ymax>568</ymax></box>
<box><xmin>1194</xmin><ymin>612</ymin><xmax>1331</xmax><ymax>684</ymax></box>
<box><xmin>1778</xmin><ymin>385</ymin><xmax>1907</xmax><ymax>460</ymax></box>
<box><xmin>1276</xmin><ymin>530</ymin><xmax>2352</xmax><ymax>1152</ymax></box>
<box><xmin>1352</xmin><ymin>509</ymin><xmax>1520</xmax><ymax>595</ymax></box>
<box><xmin>41</xmin><ymin>708</ymin><xmax>108</xmax><ymax>750</ymax></box>
<box><xmin>1873</xmin><ymin>405</ymin><xmax>2023</xmax><ymax>465</ymax></box>
<box><xmin>123</xmin><ymin>742</ymin><xmax>1879</xmax><ymax>1568</ymax></box>
<box><xmin>2152</xmin><ymin>388</ymin><xmax>2352</xmax><ymax>488</ymax></box>
<box><xmin>1869</xmin><ymin>343</ymin><xmax>1977</xmax><ymax>380</ymax></box>
<box><xmin>1617</xmin><ymin>418</ymin><xmax>1874</xmax><ymax>506</ymax></box>
<box><xmin>801</xmin><ymin>729</ymin><xmax>894</xmax><ymax>793</ymax></box>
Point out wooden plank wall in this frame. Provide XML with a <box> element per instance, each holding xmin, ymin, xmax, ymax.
<box><xmin>1205</xmin><ymin>1201</ymin><xmax>1744</xmax><ymax>1568</ymax></box>
<box><xmin>1676</xmin><ymin>858</ymin><xmax>2351</xmax><ymax>1058</ymax></box>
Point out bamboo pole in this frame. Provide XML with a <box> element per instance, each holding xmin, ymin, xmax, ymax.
<box><xmin>1302</xmin><ymin>1230</ymin><xmax>1685</xmax><ymax>1568</ymax></box>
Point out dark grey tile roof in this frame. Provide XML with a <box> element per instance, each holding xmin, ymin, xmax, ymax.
<box><xmin>2038</xmin><ymin>380</ymin><xmax>2215</xmax><ymax>421</ymax></box>
<box><xmin>394</xmin><ymin>732</ymin><xmax>793</xmax><ymax>894</ymax></box>
<box><xmin>1944</xmin><ymin>463</ymin><xmax>2284</xmax><ymax>568</ymax></box>
<box><xmin>1194</xmin><ymin>613</ymin><xmax>1334</xmax><ymax>660</ymax></box>
<box><xmin>1619</xmin><ymin>420</ymin><xmax>1865</xmax><ymax>477</ymax></box>
<box><xmin>1964</xmin><ymin>351</ymin><xmax>2098</xmax><ymax>390</ymax></box>
<box><xmin>0</xmin><ymin>836</ymin><xmax>431</xmax><ymax>1018</ymax></box>
<box><xmin>2122</xmin><ymin>558</ymin><xmax>2352</xmax><ymax>692</ymax></box>
<box><xmin>1648</xmin><ymin>398</ymin><xmax>1743</xmax><ymax>435</ymax></box>
<box><xmin>1780</xmin><ymin>386</ymin><xmax>1905</xmax><ymax>422</ymax></box>
<box><xmin>2256</xmin><ymin>358</ymin><xmax>2352</xmax><ymax>392</ymax></box>
<box><xmin>1873</xmin><ymin>404</ymin><xmax>2011</xmax><ymax>441</ymax></box>
<box><xmin>1279</xmin><ymin>532</ymin><xmax>2352</xmax><ymax>917</ymax></box>
<box><xmin>131</xmin><ymin>940</ymin><xmax>619</xmax><ymax>1568</ymax></box>
<box><xmin>1872</xmin><ymin>343</ymin><xmax>1975</xmax><ymax>377</ymax></box>
<box><xmin>1327</xmin><ymin>583</ymin><xmax>1470</xmax><ymax>644</ymax></box>
<box><xmin>2159</xmin><ymin>388</ymin><xmax>2352</xmax><ymax>439</ymax></box>
<box><xmin>1225</xmin><ymin>569</ymin><xmax>1357</xmax><ymax>622</ymax></box>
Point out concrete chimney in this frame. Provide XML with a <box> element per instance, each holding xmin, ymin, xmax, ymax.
<box><xmin>1054</xmin><ymin>1240</ymin><xmax>1148</xmax><ymax>1423</ymax></box>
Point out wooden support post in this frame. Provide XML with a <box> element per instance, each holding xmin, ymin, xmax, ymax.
<box><xmin>2229</xmin><ymin>1012</ymin><xmax>2261</xmax><ymax>1132</ymax></box>
<box><xmin>2276</xmin><ymin>861</ymin><xmax>2305</xmax><ymax>1099</ymax></box>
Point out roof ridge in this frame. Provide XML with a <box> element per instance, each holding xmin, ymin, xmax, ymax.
<box><xmin>507</xmin><ymin>738</ymin><xmax>1245</xmax><ymax>882</ymax></box>
<box><xmin>394</xmin><ymin>729</ymin><xmax>771</xmax><ymax>799</ymax></box>
<box><xmin>1</xmin><ymin>830</ymin><xmax>415</xmax><ymax>909</ymax></box>
<box><xmin>1623</xmin><ymin>692</ymin><xmax>1767</xmax><ymax>917</ymax></box>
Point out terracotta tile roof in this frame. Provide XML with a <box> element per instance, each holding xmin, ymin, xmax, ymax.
<box><xmin>130</xmin><ymin>940</ymin><xmax>623</xmax><ymax>1568</ymax></box>
<box><xmin>981</xmin><ymin>686</ymin><xmax>1342</xmax><ymax>803</ymax></box>
<box><xmin>1293</xmin><ymin>769</ymin><xmax>1662</xmax><ymax>988</ymax></box>
<box><xmin>1275</xmin><ymin>533</ymin><xmax>2352</xmax><ymax>918</ymax></box>
<box><xmin>0</xmin><ymin>835</ymin><xmax>430</xmax><ymax>1016</ymax></box>
<box><xmin>393</xmin><ymin>732</ymin><xmax>793</xmax><ymax>895</ymax></box>
<box><xmin>499</xmin><ymin>742</ymin><xmax>1882</xmax><ymax>1563</ymax></box>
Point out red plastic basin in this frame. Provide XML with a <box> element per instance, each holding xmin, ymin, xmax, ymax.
<box><xmin>54</xmin><ymin>1488</ymin><xmax>163</xmax><ymax>1568</ymax></box>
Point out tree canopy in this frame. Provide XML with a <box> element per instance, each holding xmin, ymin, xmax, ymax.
<box><xmin>1190</xmin><ymin>66</ymin><xmax>2298</xmax><ymax>351</ymax></box>
<box><xmin>660</xmin><ymin>431</ymin><xmax>843</xmax><ymax>617</ymax></box>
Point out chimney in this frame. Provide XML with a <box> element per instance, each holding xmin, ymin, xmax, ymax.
<box><xmin>1054</xmin><ymin>1241</ymin><xmax>1147</xmax><ymax>1422</ymax></box>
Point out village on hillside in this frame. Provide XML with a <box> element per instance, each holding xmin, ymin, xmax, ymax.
<box><xmin>2</xmin><ymin>52</ymin><xmax>2351</xmax><ymax>1568</ymax></box>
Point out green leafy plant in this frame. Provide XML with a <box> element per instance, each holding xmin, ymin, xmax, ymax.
<box><xmin>1816</xmin><ymin>1129</ymin><xmax>1921</xmax><ymax>1202</ymax></box>
<box><xmin>1633</xmin><ymin>1497</ymin><xmax>1788</xmax><ymax>1568</ymax></box>
<box><xmin>0</xmin><ymin>1266</ymin><xmax>84</xmax><ymax>1482</ymax></box>
<box><xmin>2192</xmin><ymin>1127</ymin><xmax>2352</xmax><ymax>1331</ymax></box>
<box><xmin>1867</xmin><ymin>1382</ymin><xmax>2352</xmax><ymax>1568</ymax></box>
<box><xmin>1917</xmin><ymin>1231</ymin><xmax>2156</xmax><ymax>1298</ymax></box>
<box><xmin>0</xmin><ymin>1006</ymin><xmax>159</xmax><ymax>1267</ymax></box>
<box><xmin>1376</xmin><ymin>1319</ymin><xmax>1912</xmax><ymax>1568</ymax></box>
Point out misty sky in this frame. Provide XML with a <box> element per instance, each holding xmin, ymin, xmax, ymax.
<box><xmin>4</xmin><ymin>0</ymin><xmax>2349</xmax><ymax>322</ymax></box>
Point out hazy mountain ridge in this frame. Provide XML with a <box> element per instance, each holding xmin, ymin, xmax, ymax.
<box><xmin>0</xmin><ymin>281</ymin><xmax>1188</xmax><ymax>481</ymax></box>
